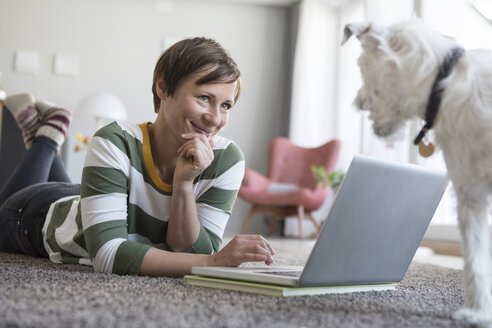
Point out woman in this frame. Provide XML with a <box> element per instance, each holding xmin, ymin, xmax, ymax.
<box><xmin>0</xmin><ymin>37</ymin><xmax>274</xmax><ymax>276</ymax></box>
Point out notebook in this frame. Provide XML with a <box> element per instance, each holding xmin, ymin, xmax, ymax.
<box><xmin>182</xmin><ymin>274</ymin><xmax>396</xmax><ymax>297</ymax></box>
<box><xmin>190</xmin><ymin>155</ymin><xmax>449</xmax><ymax>289</ymax></box>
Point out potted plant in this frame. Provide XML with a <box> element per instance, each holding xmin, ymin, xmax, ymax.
<box><xmin>311</xmin><ymin>166</ymin><xmax>345</xmax><ymax>192</ymax></box>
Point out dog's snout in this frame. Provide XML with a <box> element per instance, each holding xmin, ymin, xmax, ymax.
<box><xmin>354</xmin><ymin>96</ymin><xmax>370</xmax><ymax>111</ymax></box>
<box><xmin>373</xmin><ymin>126</ymin><xmax>388</xmax><ymax>137</ymax></box>
<box><xmin>354</xmin><ymin>88</ymin><xmax>373</xmax><ymax>111</ymax></box>
<box><xmin>357</xmin><ymin>102</ymin><xmax>371</xmax><ymax>112</ymax></box>
<box><xmin>372</xmin><ymin>120</ymin><xmax>396</xmax><ymax>137</ymax></box>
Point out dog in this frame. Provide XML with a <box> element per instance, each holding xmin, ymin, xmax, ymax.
<box><xmin>342</xmin><ymin>19</ymin><xmax>492</xmax><ymax>325</ymax></box>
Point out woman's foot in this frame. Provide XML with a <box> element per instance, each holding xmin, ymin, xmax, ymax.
<box><xmin>35</xmin><ymin>100</ymin><xmax>72</xmax><ymax>148</ymax></box>
<box><xmin>4</xmin><ymin>93</ymin><xmax>41</xmax><ymax>149</ymax></box>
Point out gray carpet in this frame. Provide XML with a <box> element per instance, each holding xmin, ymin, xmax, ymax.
<box><xmin>0</xmin><ymin>251</ymin><xmax>472</xmax><ymax>328</ymax></box>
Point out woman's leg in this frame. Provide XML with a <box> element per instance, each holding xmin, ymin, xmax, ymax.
<box><xmin>0</xmin><ymin>94</ymin><xmax>73</xmax><ymax>256</ymax></box>
<box><xmin>0</xmin><ymin>136</ymin><xmax>59</xmax><ymax>205</ymax></box>
<box><xmin>0</xmin><ymin>94</ymin><xmax>73</xmax><ymax>205</ymax></box>
<box><xmin>37</xmin><ymin>99</ymin><xmax>73</xmax><ymax>183</ymax></box>
<box><xmin>48</xmin><ymin>155</ymin><xmax>72</xmax><ymax>183</ymax></box>
<box><xmin>0</xmin><ymin>182</ymin><xmax>80</xmax><ymax>257</ymax></box>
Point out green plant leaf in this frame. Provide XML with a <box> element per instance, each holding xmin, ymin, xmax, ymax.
<box><xmin>311</xmin><ymin>166</ymin><xmax>345</xmax><ymax>189</ymax></box>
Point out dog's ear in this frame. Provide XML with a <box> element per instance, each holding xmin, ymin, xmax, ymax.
<box><xmin>342</xmin><ymin>22</ymin><xmax>383</xmax><ymax>50</ymax></box>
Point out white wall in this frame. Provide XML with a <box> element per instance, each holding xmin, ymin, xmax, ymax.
<box><xmin>0</xmin><ymin>0</ymin><xmax>291</xmax><ymax>235</ymax></box>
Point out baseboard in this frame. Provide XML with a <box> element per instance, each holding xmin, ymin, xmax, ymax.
<box><xmin>422</xmin><ymin>225</ymin><xmax>462</xmax><ymax>256</ymax></box>
<box><xmin>420</xmin><ymin>240</ymin><xmax>462</xmax><ymax>257</ymax></box>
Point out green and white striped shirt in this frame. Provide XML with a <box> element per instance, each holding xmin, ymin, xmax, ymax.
<box><xmin>42</xmin><ymin>121</ymin><xmax>245</xmax><ymax>275</ymax></box>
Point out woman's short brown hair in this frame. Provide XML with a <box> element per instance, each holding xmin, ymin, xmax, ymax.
<box><xmin>152</xmin><ymin>37</ymin><xmax>241</xmax><ymax>113</ymax></box>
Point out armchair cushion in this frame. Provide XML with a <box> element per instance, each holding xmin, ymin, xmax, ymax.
<box><xmin>240</xmin><ymin>168</ymin><xmax>270</xmax><ymax>190</ymax></box>
<box><xmin>239</xmin><ymin>169</ymin><xmax>330</xmax><ymax>212</ymax></box>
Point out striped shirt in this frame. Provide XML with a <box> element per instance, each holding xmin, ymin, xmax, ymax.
<box><xmin>42</xmin><ymin>121</ymin><xmax>245</xmax><ymax>275</ymax></box>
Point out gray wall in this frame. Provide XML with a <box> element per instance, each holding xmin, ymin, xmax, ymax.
<box><xmin>0</xmin><ymin>0</ymin><xmax>291</xmax><ymax>235</ymax></box>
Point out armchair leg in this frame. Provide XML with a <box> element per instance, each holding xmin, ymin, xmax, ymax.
<box><xmin>297</xmin><ymin>205</ymin><xmax>305</xmax><ymax>240</ymax></box>
<box><xmin>306</xmin><ymin>212</ymin><xmax>321</xmax><ymax>237</ymax></box>
<box><xmin>240</xmin><ymin>206</ymin><xmax>257</xmax><ymax>234</ymax></box>
<box><xmin>267</xmin><ymin>216</ymin><xmax>281</xmax><ymax>236</ymax></box>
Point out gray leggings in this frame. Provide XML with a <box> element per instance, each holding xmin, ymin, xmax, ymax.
<box><xmin>0</xmin><ymin>136</ymin><xmax>80</xmax><ymax>256</ymax></box>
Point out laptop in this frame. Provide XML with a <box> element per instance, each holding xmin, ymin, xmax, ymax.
<box><xmin>192</xmin><ymin>154</ymin><xmax>449</xmax><ymax>288</ymax></box>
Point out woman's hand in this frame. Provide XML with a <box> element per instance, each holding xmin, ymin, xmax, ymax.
<box><xmin>209</xmin><ymin>235</ymin><xmax>276</xmax><ymax>267</ymax></box>
<box><xmin>139</xmin><ymin>235</ymin><xmax>275</xmax><ymax>277</ymax></box>
<box><xmin>174</xmin><ymin>133</ymin><xmax>214</xmax><ymax>183</ymax></box>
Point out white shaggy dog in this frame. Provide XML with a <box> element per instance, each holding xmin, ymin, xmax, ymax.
<box><xmin>342</xmin><ymin>19</ymin><xmax>492</xmax><ymax>325</ymax></box>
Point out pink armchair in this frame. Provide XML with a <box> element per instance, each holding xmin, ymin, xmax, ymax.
<box><xmin>239</xmin><ymin>137</ymin><xmax>341</xmax><ymax>239</ymax></box>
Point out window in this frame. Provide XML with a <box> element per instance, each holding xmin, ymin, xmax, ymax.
<box><xmin>287</xmin><ymin>0</ymin><xmax>492</xmax><ymax>239</ymax></box>
<box><xmin>336</xmin><ymin>0</ymin><xmax>492</xmax><ymax>241</ymax></box>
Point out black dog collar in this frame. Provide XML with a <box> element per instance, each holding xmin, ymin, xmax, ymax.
<box><xmin>413</xmin><ymin>47</ymin><xmax>465</xmax><ymax>145</ymax></box>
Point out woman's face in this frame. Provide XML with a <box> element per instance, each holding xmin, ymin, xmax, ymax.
<box><xmin>158</xmin><ymin>70</ymin><xmax>237</xmax><ymax>142</ymax></box>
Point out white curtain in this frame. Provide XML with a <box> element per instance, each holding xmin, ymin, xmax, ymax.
<box><xmin>285</xmin><ymin>0</ymin><xmax>415</xmax><ymax>237</ymax></box>
<box><xmin>288</xmin><ymin>0</ymin><xmax>338</xmax><ymax>148</ymax></box>
<box><xmin>285</xmin><ymin>0</ymin><xmax>343</xmax><ymax>237</ymax></box>
<box><xmin>287</xmin><ymin>0</ymin><xmax>489</xmax><ymax>239</ymax></box>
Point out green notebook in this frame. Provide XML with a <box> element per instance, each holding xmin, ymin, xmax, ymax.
<box><xmin>183</xmin><ymin>275</ymin><xmax>396</xmax><ymax>297</ymax></box>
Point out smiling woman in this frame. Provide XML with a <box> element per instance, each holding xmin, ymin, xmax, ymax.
<box><xmin>0</xmin><ymin>37</ymin><xmax>275</xmax><ymax>277</ymax></box>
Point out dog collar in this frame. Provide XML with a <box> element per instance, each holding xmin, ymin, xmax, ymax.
<box><xmin>413</xmin><ymin>47</ymin><xmax>465</xmax><ymax>148</ymax></box>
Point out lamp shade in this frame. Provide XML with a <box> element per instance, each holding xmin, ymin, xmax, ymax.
<box><xmin>76</xmin><ymin>92</ymin><xmax>128</xmax><ymax>122</ymax></box>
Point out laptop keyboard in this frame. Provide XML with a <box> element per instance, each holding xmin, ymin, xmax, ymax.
<box><xmin>257</xmin><ymin>271</ymin><xmax>302</xmax><ymax>277</ymax></box>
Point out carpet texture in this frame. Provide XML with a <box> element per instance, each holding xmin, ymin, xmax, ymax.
<box><xmin>0</xmin><ymin>251</ymin><xmax>471</xmax><ymax>328</ymax></box>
